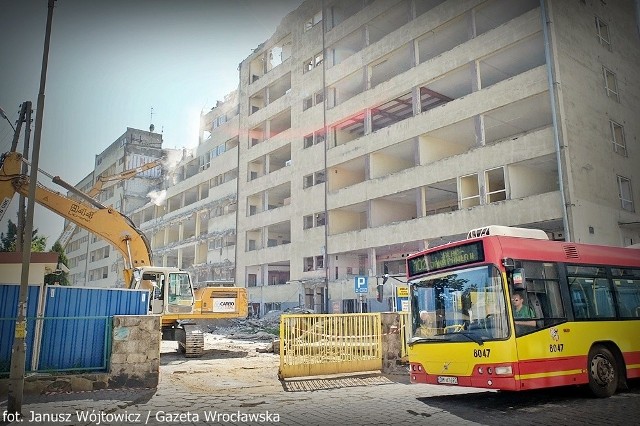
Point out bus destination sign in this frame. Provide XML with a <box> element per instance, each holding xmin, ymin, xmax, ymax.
<box><xmin>408</xmin><ymin>241</ymin><xmax>484</xmax><ymax>278</ymax></box>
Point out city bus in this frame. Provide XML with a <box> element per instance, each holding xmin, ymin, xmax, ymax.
<box><xmin>406</xmin><ymin>225</ymin><xmax>640</xmax><ymax>397</ymax></box>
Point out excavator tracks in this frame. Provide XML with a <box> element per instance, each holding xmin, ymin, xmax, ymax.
<box><xmin>176</xmin><ymin>324</ymin><xmax>204</xmax><ymax>358</ymax></box>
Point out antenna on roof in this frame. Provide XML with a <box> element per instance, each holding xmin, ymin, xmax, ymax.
<box><xmin>149</xmin><ymin>107</ymin><xmax>155</xmax><ymax>132</ymax></box>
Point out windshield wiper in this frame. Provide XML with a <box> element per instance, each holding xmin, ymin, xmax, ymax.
<box><xmin>456</xmin><ymin>332</ymin><xmax>484</xmax><ymax>346</ymax></box>
<box><xmin>408</xmin><ymin>336</ymin><xmax>445</xmax><ymax>346</ymax></box>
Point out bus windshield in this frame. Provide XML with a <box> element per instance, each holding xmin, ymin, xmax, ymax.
<box><xmin>410</xmin><ymin>264</ymin><xmax>508</xmax><ymax>343</ymax></box>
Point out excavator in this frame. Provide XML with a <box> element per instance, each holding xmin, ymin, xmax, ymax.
<box><xmin>56</xmin><ymin>157</ymin><xmax>163</xmax><ymax>249</ymax></box>
<box><xmin>0</xmin><ymin>150</ymin><xmax>247</xmax><ymax>357</ymax></box>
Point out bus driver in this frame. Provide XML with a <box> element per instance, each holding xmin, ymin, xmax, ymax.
<box><xmin>511</xmin><ymin>292</ymin><xmax>536</xmax><ymax>327</ymax></box>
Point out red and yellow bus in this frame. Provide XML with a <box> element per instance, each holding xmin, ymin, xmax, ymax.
<box><xmin>406</xmin><ymin>225</ymin><xmax>640</xmax><ymax>397</ymax></box>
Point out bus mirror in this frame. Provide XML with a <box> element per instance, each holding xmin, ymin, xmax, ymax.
<box><xmin>512</xmin><ymin>268</ymin><xmax>525</xmax><ymax>289</ymax></box>
<box><xmin>133</xmin><ymin>269</ymin><xmax>142</xmax><ymax>283</ymax></box>
<box><xmin>502</xmin><ymin>257</ymin><xmax>516</xmax><ymax>271</ymax></box>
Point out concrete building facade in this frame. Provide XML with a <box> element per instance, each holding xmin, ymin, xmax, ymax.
<box><xmin>65</xmin><ymin>128</ymin><xmax>165</xmax><ymax>288</ymax></box>
<box><xmin>131</xmin><ymin>92</ymin><xmax>241</xmax><ymax>289</ymax></box>
<box><xmin>126</xmin><ymin>0</ymin><xmax>638</xmax><ymax>316</ymax></box>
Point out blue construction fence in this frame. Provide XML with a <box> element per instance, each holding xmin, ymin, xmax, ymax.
<box><xmin>0</xmin><ymin>285</ymin><xmax>148</xmax><ymax>375</ymax></box>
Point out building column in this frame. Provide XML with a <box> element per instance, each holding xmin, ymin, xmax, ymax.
<box><xmin>261</xmin><ymin>264</ymin><xmax>269</xmax><ymax>287</ymax></box>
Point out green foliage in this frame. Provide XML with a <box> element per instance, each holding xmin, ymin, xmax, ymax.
<box><xmin>44</xmin><ymin>240</ymin><xmax>70</xmax><ymax>286</ymax></box>
<box><xmin>0</xmin><ymin>218</ymin><xmax>47</xmax><ymax>252</ymax></box>
<box><xmin>0</xmin><ymin>219</ymin><xmax>18</xmax><ymax>251</ymax></box>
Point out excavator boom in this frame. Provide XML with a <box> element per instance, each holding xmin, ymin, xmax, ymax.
<box><xmin>0</xmin><ymin>151</ymin><xmax>151</xmax><ymax>284</ymax></box>
<box><xmin>55</xmin><ymin>158</ymin><xmax>162</xmax><ymax>248</ymax></box>
<box><xmin>86</xmin><ymin>158</ymin><xmax>162</xmax><ymax>198</ymax></box>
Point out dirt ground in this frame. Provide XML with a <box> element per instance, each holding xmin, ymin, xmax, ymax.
<box><xmin>159</xmin><ymin>332</ymin><xmax>284</xmax><ymax>396</ymax></box>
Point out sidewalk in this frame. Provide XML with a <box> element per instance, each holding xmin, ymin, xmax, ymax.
<box><xmin>1</xmin><ymin>337</ymin><xmax>488</xmax><ymax>426</ymax></box>
<box><xmin>1</xmin><ymin>371</ymin><xmax>486</xmax><ymax>426</ymax></box>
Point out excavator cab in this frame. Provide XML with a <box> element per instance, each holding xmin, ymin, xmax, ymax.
<box><xmin>147</xmin><ymin>274</ymin><xmax>165</xmax><ymax>315</ymax></box>
<box><xmin>132</xmin><ymin>267</ymin><xmax>195</xmax><ymax>315</ymax></box>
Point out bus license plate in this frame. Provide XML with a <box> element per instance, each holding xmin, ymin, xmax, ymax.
<box><xmin>437</xmin><ymin>376</ymin><xmax>458</xmax><ymax>385</ymax></box>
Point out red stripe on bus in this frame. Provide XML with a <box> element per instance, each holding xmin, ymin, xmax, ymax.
<box><xmin>518</xmin><ymin>351</ymin><xmax>640</xmax><ymax>376</ymax></box>
<box><xmin>411</xmin><ymin>349</ymin><xmax>640</xmax><ymax>391</ymax></box>
<box><xmin>624</xmin><ymin>351</ymin><xmax>640</xmax><ymax>365</ymax></box>
<box><xmin>517</xmin><ymin>356</ymin><xmax>587</xmax><ymax>375</ymax></box>
<box><xmin>519</xmin><ymin>373</ymin><xmax>587</xmax><ymax>390</ymax></box>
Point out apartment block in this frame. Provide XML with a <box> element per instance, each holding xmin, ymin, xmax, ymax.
<box><xmin>65</xmin><ymin>128</ymin><xmax>165</xmax><ymax>288</ymax></box>
<box><xmin>129</xmin><ymin>0</ymin><xmax>639</xmax><ymax>316</ymax></box>
<box><xmin>131</xmin><ymin>93</ymin><xmax>241</xmax><ymax>288</ymax></box>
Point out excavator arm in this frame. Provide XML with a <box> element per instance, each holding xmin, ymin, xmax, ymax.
<box><xmin>86</xmin><ymin>158</ymin><xmax>162</xmax><ymax>198</ymax></box>
<box><xmin>0</xmin><ymin>151</ymin><xmax>151</xmax><ymax>285</ymax></box>
<box><xmin>56</xmin><ymin>157</ymin><xmax>162</xmax><ymax>248</ymax></box>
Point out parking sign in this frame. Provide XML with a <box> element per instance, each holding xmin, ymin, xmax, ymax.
<box><xmin>354</xmin><ymin>276</ymin><xmax>368</xmax><ymax>294</ymax></box>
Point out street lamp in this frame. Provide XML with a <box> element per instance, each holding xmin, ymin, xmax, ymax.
<box><xmin>375</xmin><ymin>270</ymin><xmax>409</xmax><ymax>312</ymax></box>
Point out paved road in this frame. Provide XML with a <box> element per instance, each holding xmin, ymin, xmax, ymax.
<box><xmin>1</xmin><ymin>341</ymin><xmax>639</xmax><ymax>426</ymax></box>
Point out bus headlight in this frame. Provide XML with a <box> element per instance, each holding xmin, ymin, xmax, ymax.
<box><xmin>494</xmin><ymin>366</ymin><xmax>513</xmax><ymax>375</ymax></box>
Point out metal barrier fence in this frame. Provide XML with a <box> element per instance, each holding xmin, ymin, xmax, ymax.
<box><xmin>278</xmin><ymin>313</ymin><xmax>382</xmax><ymax>379</ymax></box>
<box><xmin>0</xmin><ymin>316</ymin><xmax>112</xmax><ymax>374</ymax></box>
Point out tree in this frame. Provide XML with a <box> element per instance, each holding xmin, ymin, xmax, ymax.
<box><xmin>0</xmin><ymin>219</ymin><xmax>18</xmax><ymax>251</ymax></box>
<box><xmin>44</xmin><ymin>241</ymin><xmax>70</xmax><ymax>286</ymax></box>
<box><xmin>0</xmin><ymin>218</ymin><xmax>47</xmax><ymax>252</ymax></box>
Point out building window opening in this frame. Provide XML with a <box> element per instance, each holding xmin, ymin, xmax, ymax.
<box><xmin>617</xmin><ymin>175</ymin><xmax>634</xmax><ymax>212</ymax></box>
<box><xmin>595</xmin><ymin>16</ymin><xmax>610</xmax><ymax>48</ymax></box>
<box><xmin>610</xmin><ymin>120</ymin><xmax>626</xmax><ymax>156</ymax></box>
<box><xmin>603</xmin><ymin>67</ymin><xmax>619</xmax><ymax>102</ymax></box>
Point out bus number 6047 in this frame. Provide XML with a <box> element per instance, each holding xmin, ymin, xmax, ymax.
<box><xmin>473</xmin><ymin>348</ymin><xmax>491</xmax><ymax>358</ymax></box>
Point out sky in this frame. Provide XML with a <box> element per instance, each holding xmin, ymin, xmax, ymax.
<box><xmin>0</xmin><ymin>0</ymin><xmax>304</xmax><ymax>245</ymax></box>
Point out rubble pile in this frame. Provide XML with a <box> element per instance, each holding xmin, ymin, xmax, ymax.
<box><xmin>205</xmin><ymin>315</ymin><xmax>277</xmax><ymax>338</ymax></box>
<box><xmin>202</xmin><ymin>308</ymin><xmax>312</xmax><ymax>354</ymax></box>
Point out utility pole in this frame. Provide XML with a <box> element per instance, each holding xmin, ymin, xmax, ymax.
<box><xmin>16</xmin><ymin>102</ymin><xmax>33</xmax><ymax>252</ymax></box>
<box><xmin>5</xmin><ymin>102</ymin><xmax>29</xmax><ymax>252</ymax></box>
<box><xmin>7</xmin><ymin>0</ymin><xmax>56</xmax><ymax>415</ymax></box>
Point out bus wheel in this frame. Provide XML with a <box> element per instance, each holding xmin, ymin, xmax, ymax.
<box><xmin>588</xmin><ymin>346</ymin><xmax>617</xmax><ymax>398</ymax></box>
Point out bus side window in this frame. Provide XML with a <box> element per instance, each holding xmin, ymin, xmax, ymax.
<box><xmin>614</xmin><ymin>278</ymin><xmax>640</xmax><ymax>318</ymax></box>
<box><xmin>516</xmin><ymin>260</ymin><xmax>565</xmax><ymax>326</ymax></box>
<box><xmin>527</xmin><ymin>293</ymin><xmax>544</xmax><ymax>319</ymax></box>
<box><xmin>594</xmin><ymin>278</ymin><xmax>615</xmax><ymax>318</ymax></box>
<box><xmin>570</xmin><ymin>280</ymin><xmax>590</xmax><ymax>319</ymax></box>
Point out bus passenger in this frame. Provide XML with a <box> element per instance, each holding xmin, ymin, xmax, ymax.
<box><xmin>416</xmin><ymin>310</ymin><xmax>436</xmax><ymax>336</ymax></box>
<box><xmin>511</xmin><ymin>292</ymin><xmax>536</xmax><ymax>327</ymax></box>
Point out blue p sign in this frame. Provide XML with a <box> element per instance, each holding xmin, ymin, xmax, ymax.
<box><xmin>355</xmin><ymin>276</ymin><xmax>368</xmax><ymax>294</ymax></box>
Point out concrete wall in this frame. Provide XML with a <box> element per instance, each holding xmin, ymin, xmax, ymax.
<box><xmin>548</xmin><ymin>0</ymin><xmax>640</xmax><ymax>244</ymax></box>
<box><xmin>0</xmin><ymin>315</ymin><xmax>160</xmax><ymax>395</ymax></box>
<box><xmin>108</xmin><ymin>315</ymin><xmax>161</xmax><ymax>389</ymax></box>
<box><xmin>0</xmin><ymin>252</ymin><xmax>58</xmax><ymax>284</ymax></box>
<box><xmin>381</xmin><ymin>312</ymin><xmax>407</xmax><ymax>374</ymax></box>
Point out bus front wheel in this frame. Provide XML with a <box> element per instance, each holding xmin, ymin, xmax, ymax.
<box><xmin>588</xmin><ymin>345</ymin><xmax>618</xmax><ymax>398</ymax></box>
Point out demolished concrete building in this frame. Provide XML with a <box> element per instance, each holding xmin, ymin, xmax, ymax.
<box><xmin>72</xmin><ymin>1</ymin><xmax>640</xmax><ymax>315</ymax></box>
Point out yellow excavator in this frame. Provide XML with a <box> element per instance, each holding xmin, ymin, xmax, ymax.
<box><xmin>0</xmin><ymin>150</ymin><xmax>247</xmax><ymax>357</ymax></box>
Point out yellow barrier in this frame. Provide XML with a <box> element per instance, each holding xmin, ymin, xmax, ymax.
<box><xmin>278</xmin><ymin>313</ymin><xmax>382</xmax><ymax>379</ymax></box>
<box><xmin>398</xmin><ymin>312</ymin><xmax>409</xmax><ymax>360</ymax></box>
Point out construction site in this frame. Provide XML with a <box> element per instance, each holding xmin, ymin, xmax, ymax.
<box><xmin>50</xmin><ymin>0</ymin><xmax>639</xmax><ymax>320</ymax></box>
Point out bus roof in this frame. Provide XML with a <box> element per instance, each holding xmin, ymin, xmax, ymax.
<box><xmin>490</xmin><ymin>236</ymin><xmax>640</xmax><ymax>267</ymax></box>
<box><xmin>408</xmin><ymin>236</ymin><xmax>640</xmax><ymax>271</ymax></box>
